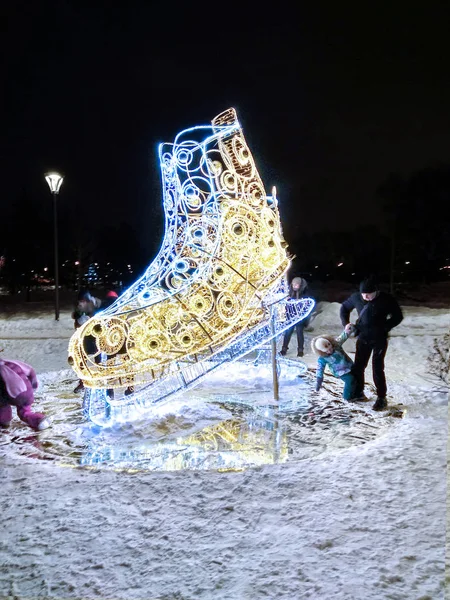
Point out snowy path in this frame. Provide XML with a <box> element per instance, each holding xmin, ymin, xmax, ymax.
<box><xmin>0</xmin><ymin>302</ymin><xmax>448</xmax><ymax>599</ymax></box>
<box><xmin>0</xmin><ymin>397</ymin><xmax>446</xmax><ymax>600</ymax></box>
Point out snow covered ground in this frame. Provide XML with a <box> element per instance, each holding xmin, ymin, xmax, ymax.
<box><xmin>0</xmin><ymin>301</ymin><xmax>448</xmax><ymax>599</ymax></box>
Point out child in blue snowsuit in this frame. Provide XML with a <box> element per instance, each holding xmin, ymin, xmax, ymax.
<box><xmin>311</xmin><ymin>331</ymin><xmax>356</xmax><ymax>400</ymax></box>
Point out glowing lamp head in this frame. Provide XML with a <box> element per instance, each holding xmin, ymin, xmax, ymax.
<box><xmin>45</xmin><ymin>172</ymin><xmax>64</xmax><ymax>194</ymax></box>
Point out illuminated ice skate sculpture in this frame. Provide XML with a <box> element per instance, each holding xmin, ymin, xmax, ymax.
<box><xmin>68</xmin><ymin>108</ymin><xmax>315</xmax><ymax>426</ymax></box>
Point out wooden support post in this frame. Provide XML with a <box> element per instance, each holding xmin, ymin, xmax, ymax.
<box><xmin>270</xmin><ymin>308</ymin><xmax>279</xmax><ymax>401</ymax></box>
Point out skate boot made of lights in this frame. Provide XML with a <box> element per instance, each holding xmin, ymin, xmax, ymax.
<box><xmin>68</xmin><ymin>108</ymin><xmax>314</xmax><ymax>425</ymax></box>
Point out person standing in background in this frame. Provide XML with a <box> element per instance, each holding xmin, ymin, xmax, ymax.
<box><xmin>280</xmin><ymin>277</ymin><xmax>310</xmax><ymax>357</ymax></box>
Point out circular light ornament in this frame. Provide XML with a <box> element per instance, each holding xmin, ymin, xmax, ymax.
<box><xmin>95</xmin><ymin>318</ymin><xmax>128</xmax><ymax>355</ymax></box>
<box><xmin>176</xmin><ymin>148</ymin><xmax>193</xmax><ymax>167</ymax></box>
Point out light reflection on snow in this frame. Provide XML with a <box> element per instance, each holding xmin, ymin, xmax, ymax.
<box><xmin>82</xmin><ymin>407</ymin><xmax>288</xmax><ymax>472</ymax></box>
<box><xmin>0</xmin><ymin>366</ymin><xmax>392</xmax><ymax>473</ymax></box>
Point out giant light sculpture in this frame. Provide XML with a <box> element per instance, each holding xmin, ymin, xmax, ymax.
<box><xmin>69</xmin><ymin>108</ymin><xmax>314</xmax><ymax>426</ymax></box>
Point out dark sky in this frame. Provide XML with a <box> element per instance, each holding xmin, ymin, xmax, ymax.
<box><xmin>2</xmin><ymin>1</ymin><xmax>449</xmax><ymax>258</ymax></box>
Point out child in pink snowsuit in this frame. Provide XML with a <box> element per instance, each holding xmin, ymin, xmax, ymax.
<box><xmin>0</xmin><ymin>358</ymin><xmax>50</xmax><ymax>431</ymax></box>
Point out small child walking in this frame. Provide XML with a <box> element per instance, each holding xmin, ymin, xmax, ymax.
<box><xmin>311</xmin><ymin>331</ymin><xmax>356</xmax><ymax>400</ymax></box>
<box><xmin>0</xmin><ymin>358</ymin><xmax>51</xmax><ymax>431</ymax></box>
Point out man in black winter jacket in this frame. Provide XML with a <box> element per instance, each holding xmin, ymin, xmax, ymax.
<box><xmin>340</xmin><ymin>277</ymin><xmax>403</xmax><ymax>411</ymax></box>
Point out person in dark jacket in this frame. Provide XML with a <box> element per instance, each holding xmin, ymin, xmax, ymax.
<box><xmin>72</xmin><ymin>290</ymin><xmax>102</xmax><ymax>394</ymax></box>
<box><xmin>280</xmin><ymin>277</ymin><xmax>309</xmax><ymax>357</ymax></box>
<box><xmin>340</xmin><ymin>277</ymin><xmax>403</xmax><ymax>411</ymax></box>
<box><xmin>98</xmin><ymin>290</ymin><xmax>123</xmax><ymax>398</ymax></box>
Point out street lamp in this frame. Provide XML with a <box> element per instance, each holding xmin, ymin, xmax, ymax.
<box><xmin>45</xmin><ymin>172</ymin><xmax>64</xmax><ymax>320</ymax></box>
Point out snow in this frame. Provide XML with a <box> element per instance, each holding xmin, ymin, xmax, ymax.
<box><xmin>0</xmin><ymin>301</ymin><xmax>448</xmax><ymax>599</ymax></box>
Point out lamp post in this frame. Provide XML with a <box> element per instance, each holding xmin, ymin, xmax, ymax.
<box><xmin>45</xmin><ymin>172</ymin><xmax>64</xmax><ymax>320</ymax></box>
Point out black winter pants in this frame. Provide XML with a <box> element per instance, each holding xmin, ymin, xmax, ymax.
<box><xmin>282</xmin><ymin>322</ymin><xmax>305</xmax><ymax>353</ymax></box>
<box><xmin>352</xmin><ymin>337</ymin><xmax>388</xmax><ymax>398</ymax></box>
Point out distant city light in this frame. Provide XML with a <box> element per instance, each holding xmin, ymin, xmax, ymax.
<box><xmin>337</xmin><ymin>262</ymin><xmax>343</xmax><ymax>267</ymax></box>
<box><xmin>75</xmin><ymin>261</ymin><xmax>80</xmax><ymax>266</ymax></box>
<box><xmin>405</xmin><ymin>261</ymin><xmax>410</xmax><ymax>265</ymax></box>
<box><xmin>314</xmin><ymin>265</ymin><xmax>318</xmax><ymax>269</ymax></box>
<box><xmin>44</xmin><ymin>267</ymin><xmax>48</xmax><ymax>272</ymax></box>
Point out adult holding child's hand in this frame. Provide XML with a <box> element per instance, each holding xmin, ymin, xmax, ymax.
<box><xmin>340</xmin><ymin>277</ymin><xmax>403</xmax><ymax>411</ymax></box>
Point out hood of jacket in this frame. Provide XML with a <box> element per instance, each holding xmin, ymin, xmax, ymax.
<box><xmin>311</xmin><ymin>334</ymin><xmax>339</xmax><ymax>357</ymax></box>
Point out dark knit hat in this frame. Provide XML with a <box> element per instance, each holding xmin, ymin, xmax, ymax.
<box><xmin>359</xmin><ymin>277</ymin><xmax>378</xmax><ymax>293</ymax></box>
<box><xmin>77</xmin><ymin>290</ymin><xmax>93</xmax><ymax>302</ymax></box>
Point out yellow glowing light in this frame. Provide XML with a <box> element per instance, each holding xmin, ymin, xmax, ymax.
<box><xmin>68</xmin><ymin>108</ymin><xmax>291</xmax><ymax>392</ymax></box>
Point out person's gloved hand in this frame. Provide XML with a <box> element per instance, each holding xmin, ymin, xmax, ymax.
<box><xmin>315</xmin><ymin>377</ymin><xmax>323</xmax><ymax>392</ymax></box>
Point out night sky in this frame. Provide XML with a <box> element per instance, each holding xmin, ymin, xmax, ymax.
<box><xmin>2</xmin><ymin>1</ymin><xmax>449</xmax><ymax>261</ymax></box>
